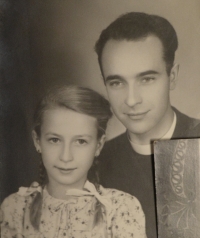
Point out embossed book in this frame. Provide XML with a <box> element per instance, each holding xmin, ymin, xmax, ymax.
<box><xmin>154</xmin><ymin>139</ymin><xmax>200</xmax><ymax>238</ymax></box>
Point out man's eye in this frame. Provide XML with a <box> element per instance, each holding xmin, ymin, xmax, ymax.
<box><xmin>107</xmin><ymin>81</ymin><xmax>123</xmax><ymax>87</ymax></box>
<box><xmin>49</xmin><ymin>138</ymin><xmax>60</xmax><ymax>143</ymax></box>
<box><xmin>141</xmin><ymin>77</ymin><xmax>155</xmax><ymax>84</ymax></box>
<box><xmin>76</xmin><ymin>139</ymin><xmax>87</xmax><ymax>145</ymax></box>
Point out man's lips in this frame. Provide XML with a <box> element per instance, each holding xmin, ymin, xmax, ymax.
<box><xmin>125</xmin><ymin>111</ymin><xmax>149</xmax><ymax>119</ymax></box>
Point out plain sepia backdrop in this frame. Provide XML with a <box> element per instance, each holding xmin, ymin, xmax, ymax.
<box><xmin>0</xmin><ymin>0</ymin><xmax>200</xmax><ymax>201</ymax></box>
<box><xmin>29</xmin><ymin>0</ymin><xmax>200</xmax><ymax>139</ymax></box>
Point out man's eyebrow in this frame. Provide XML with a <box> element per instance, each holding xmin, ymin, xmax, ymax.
<box><xmin>105</xmin><ymin>75</ymin><xmax>124</xmax><ymax>82</ymax></box>
<box><xmin>105</xmin><ymin>71</ymin><xmax>159</xmax><ymax>81</ymax></box>
<box><xmin>137</xmin><ymin>70</ymin><xmax>159</xmax><ymax>77</ymax></box>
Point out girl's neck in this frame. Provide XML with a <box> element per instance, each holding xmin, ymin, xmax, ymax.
<box><xmin>46</xmin><ymin>180</ymin><xmax>87</xmax><ymax>200</ymax></box>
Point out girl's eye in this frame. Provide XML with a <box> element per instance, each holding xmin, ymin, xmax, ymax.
<box><xmin>49</xmin><ymin>138</ymin><xmax>60</xmax><ymax>143</ymax></box>
<box><xmin>76</xmin><ymin>139</ymin><xmax>87</xmax><ymax>145</ymax></box>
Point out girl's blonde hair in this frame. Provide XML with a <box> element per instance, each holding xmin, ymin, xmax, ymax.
<box><xmin>30</xmin><ymin>84</ymin><xmax>112</xmax><ymax>230</ymax></box>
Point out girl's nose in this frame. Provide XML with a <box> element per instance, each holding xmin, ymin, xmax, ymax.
<box><xmin>59</xmin><ymin>144</ymin><xmax>73</xmax><ymax>162</ymax></box>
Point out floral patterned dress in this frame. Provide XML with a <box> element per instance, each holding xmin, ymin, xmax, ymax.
<box><xmin>0</xmin><ymin>181</ymin><xmax>146</xmax><ymax>238</ymax></box>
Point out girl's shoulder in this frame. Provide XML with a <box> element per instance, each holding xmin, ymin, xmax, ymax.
<box><xmin>99</xmin><ymin>187</ymin><xmax>146</xmax><ymax>237</ymax></box>
<box><xmin>0</xmin><ymin>191</ymin><xmax>26</xmax><ymax>219</ymax></box>
<box><xmin>1</xmin><ymin>182</ymin><xmax>42</xmax><ymax>208</ymax></box>
<box><xmin>99</xmin><ymin>185</ymin><xmax>141</xmax><ymax>207</ymax></box>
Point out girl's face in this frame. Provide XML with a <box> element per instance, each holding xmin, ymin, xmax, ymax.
<box><xmin>33</xmin><ymin>107</ymin><xmax>105</xmax><ymax>195</ymax></box>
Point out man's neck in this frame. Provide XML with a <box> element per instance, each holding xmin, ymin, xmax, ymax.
<box><xmin>128</xmin><ymin>106</ymin><xmax>175</xmax><ymax>145</ymax></box>
<box><xmin>128</xmin><ymin>111</ymin><xmax>177</xmax><ymax>155</ymax></box>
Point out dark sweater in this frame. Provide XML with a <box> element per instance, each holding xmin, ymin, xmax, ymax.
<box><xmin>99</xmin><ymin>108</ymin><xmax>200</xmax><ymax>238</ymax></box>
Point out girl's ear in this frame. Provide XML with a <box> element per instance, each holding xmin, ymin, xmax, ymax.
<box><xmin>32</xmin><ymin>130</ymin><xmax>41</xmax><ymax>153</ymax></box>
<box><xmin>95</xmin><ymin>134</ymin><xmax>106</xmax><ymax>157</ymax></box>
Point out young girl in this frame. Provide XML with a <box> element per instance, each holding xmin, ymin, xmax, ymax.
<box><xmin>0</xmin><ymin>85</ymin><xmax>146</xmax><ymax>238</ymax></box>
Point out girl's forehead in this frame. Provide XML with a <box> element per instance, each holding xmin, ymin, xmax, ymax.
<box><xmin>41</xmin><ymin>107</ymin><xmax>98</xmax><ymax>134</ymax></box>
<box><xmin>42</xmin><ymin>106</ymin><xmax>97</xmax><ymax>122</ymax></box>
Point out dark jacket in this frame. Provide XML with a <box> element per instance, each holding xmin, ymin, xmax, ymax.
<box><xmin>99</xmin><ymin>108</ymin><xmax>200</xmax><ymax>238</ymax></box>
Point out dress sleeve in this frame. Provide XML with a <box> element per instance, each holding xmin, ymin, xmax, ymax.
<box><xmin>111</xmin><ymin>193</ymin><xmax>147</xmax><ymax>238</ymax></box>
<box><xmin>0</xmin><ymin>193</ymin><xmax>26</xmax><ymax>238</ymax></box>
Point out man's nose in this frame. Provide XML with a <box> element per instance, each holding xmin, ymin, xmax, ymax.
<box><xmin>124</xmin><ymin>84</ymin><xmax>142</xmax><ymax>107</ymax></box>
<box><xmin>59</xmin><ymin>143</ymin><xmax>73</xmax><ymax>162</ymax></box>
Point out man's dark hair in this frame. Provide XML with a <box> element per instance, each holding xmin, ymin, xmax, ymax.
<box><xmin>95</xmin><ymin>12</ymin><xmax>178</xmax><ymax>75</ymax></box>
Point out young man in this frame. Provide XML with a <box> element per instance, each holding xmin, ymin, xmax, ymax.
<box><xmin>95</xmin><ymin>12</ymin><xmax>200</xmax><ymax>238</ymax></box>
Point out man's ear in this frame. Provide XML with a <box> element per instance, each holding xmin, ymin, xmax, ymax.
<box><xmin>95</xmin><ymin>134</ymin><xmax>106</xmax><ymax>157</ymax></box>
<box><xmin>169</xmin><ymin>63</ymin><xmax>179</xmax><ymax>90</ymax></box>
<box><xmin>32</xmin><ymin>130</ymin><xmax>41</xmax><ymax>153</ymax></box>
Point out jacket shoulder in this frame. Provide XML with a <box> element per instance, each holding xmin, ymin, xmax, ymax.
<box><xmin>103</xmin><ymin>132</ymin><xmax>128</xmax><ymax>151</ymax></box>
<box><xmin>173</xmin><ymin>107</ymin><xmax>200</xmax><ymax>138</ymax></box>
<box><xmin>99</xmin><ymin>132</ymin><xmax>128</xmax><ymax>162</ymax></box>
<box><xmin>106</xmin><ymin>132</ymin><xmax>127</xmax><ymax>145</ymax></box>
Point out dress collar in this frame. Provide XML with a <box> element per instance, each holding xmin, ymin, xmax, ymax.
<box><xmin>17</xmin><ymin>180</ymin><xmax>111</xmax><ymax>213</ymax></box>
<box><xmin>66</xmin><ymin>180</ymin><xmax>111</xmax><ymax>210</ymax></box>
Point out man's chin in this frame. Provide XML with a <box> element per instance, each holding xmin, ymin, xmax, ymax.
<box><xmin>127</xmin><ymin>128</ymin><xmax>147</xmax><ymax>136</ymax></box>
<box><xmin>121</xmin><ymin>120</ymin><xmax>147</xmax><ymax>135</ymax></box>
<box><xmin>126</xmin><ymin>122</ymin><xmax>152</xmax><ymax>136</ymax></box>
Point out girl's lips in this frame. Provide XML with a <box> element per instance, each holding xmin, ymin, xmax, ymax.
<box><xmin>55</xmin><ymin>167</ymin><xmax>77</xmax><ymax>174</ymax></box>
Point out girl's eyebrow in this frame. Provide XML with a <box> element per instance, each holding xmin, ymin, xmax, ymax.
<box><xmin>45</xmin><ymin>132</ymin><xmax>60</xmax><ymax>136</ymax></box>
<box><xmin>44</xmin><ymin>133</ymin><xmax>93</xmax><ymax>138</ymax></box>
<box><xmin>74</xmin><ymin>135</ymin><xmax>93</xmax><ymax>138</ymax></box>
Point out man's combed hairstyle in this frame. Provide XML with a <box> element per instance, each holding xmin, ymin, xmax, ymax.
<box><xmin>31</xmin><ymin>84</ymin><xmax>112</xmax><ymax>230</ymax></box>
<box><xmin>95</xmin><ymin>12</ymin><xmax>178</xmax><ymax>75</ymax></box>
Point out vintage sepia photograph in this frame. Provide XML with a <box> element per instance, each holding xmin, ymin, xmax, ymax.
<box><xmin>0</xmin><ymin>0</ymin><xmax>200</xmax><ymax>237</ymax></box>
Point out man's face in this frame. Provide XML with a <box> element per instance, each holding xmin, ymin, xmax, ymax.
<box><xmin>101</xmin><ymin>36</ymin><xmax>178</xmax><ymax>141</ymax></box>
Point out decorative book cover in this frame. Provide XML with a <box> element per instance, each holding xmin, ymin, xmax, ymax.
<box><xmin>154</xmin><ymin>139</ymin><xmax>200</xmax><ymax>238</ymax></box>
